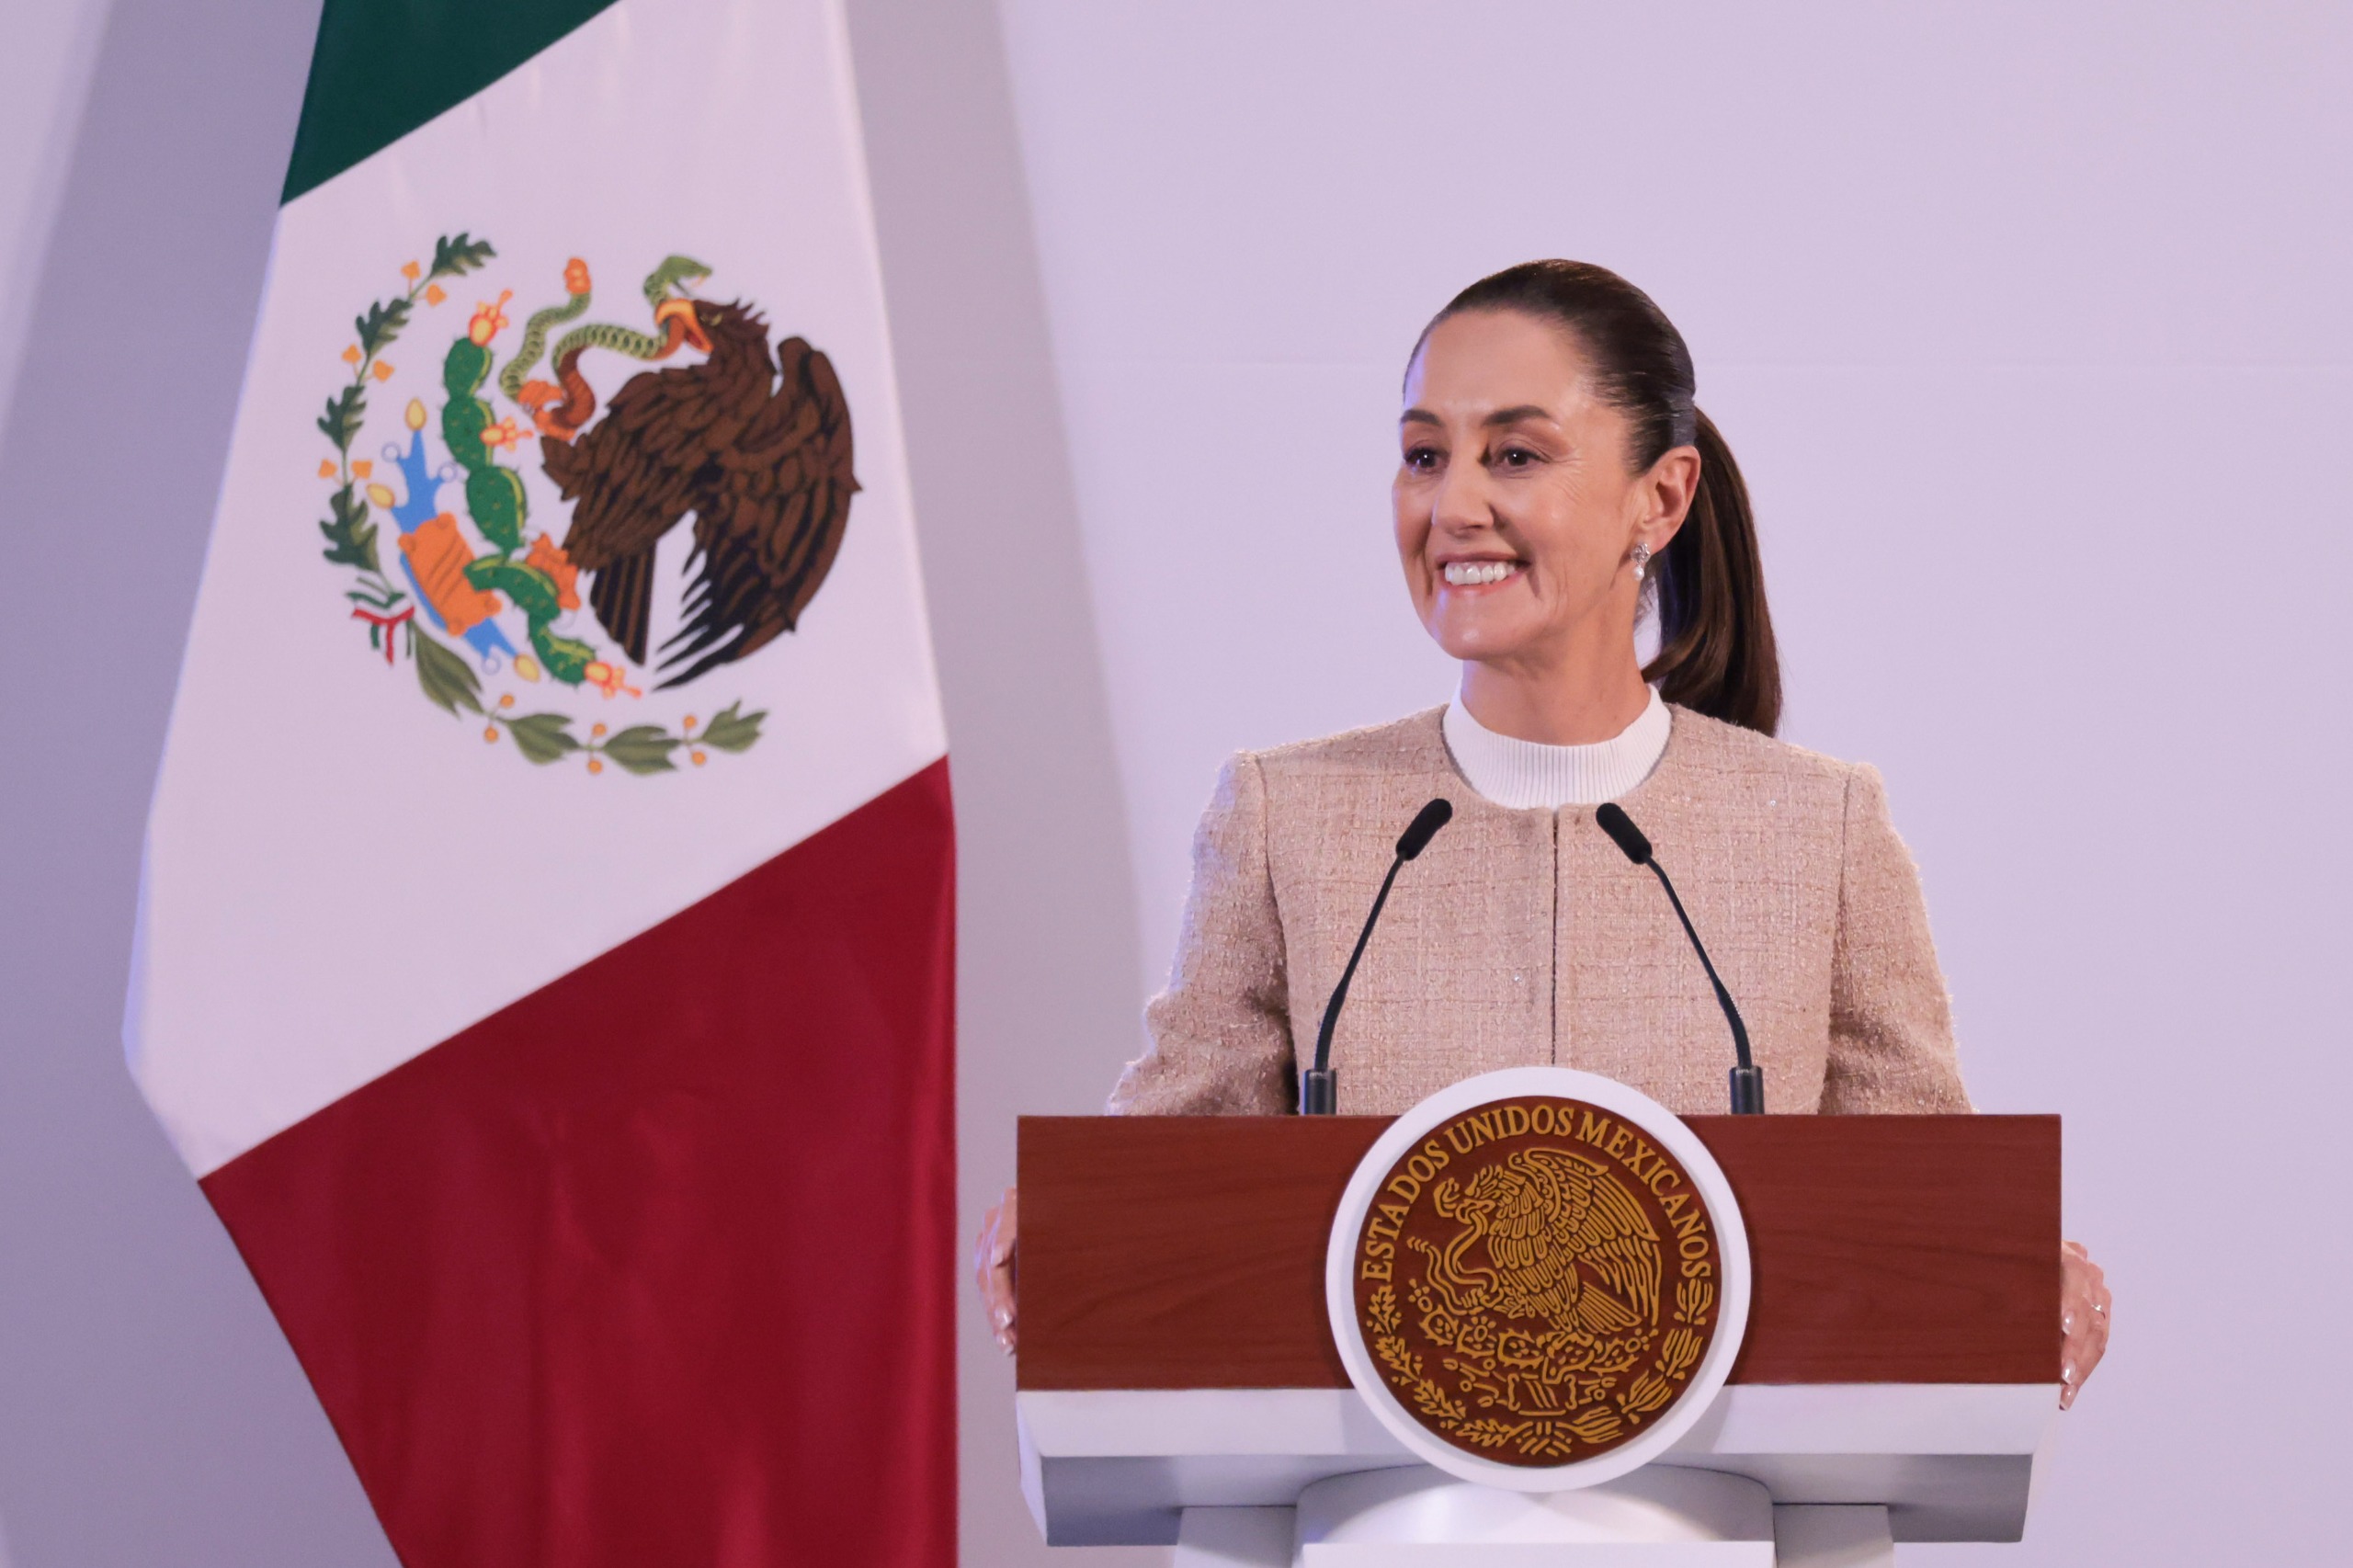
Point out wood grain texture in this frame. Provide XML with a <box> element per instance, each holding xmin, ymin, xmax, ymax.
<box><xmin>1016</xmin><ymin>1115</ymin><xmax>2058</xmax><ymax>1391</ymax></box>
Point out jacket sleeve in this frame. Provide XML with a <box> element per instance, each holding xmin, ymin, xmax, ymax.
<box><xmin>1108</xmin><ymin>753</ymin><xmax>1297</xmax><ymax>1114</ymax></box>
<box><xmin>1821</xmin><ymin>765</ymin><xmax>1973</xmax><ymax>1113</ymax></box>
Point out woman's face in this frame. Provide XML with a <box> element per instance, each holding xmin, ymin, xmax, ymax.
<box><xmin>1393</xmin><ymin>309</ymin><xmax>1693</xmax><ymax>671</ymax></box>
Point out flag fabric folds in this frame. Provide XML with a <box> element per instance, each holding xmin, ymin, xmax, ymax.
<box><xmin>126</xmin><ymin>2</ymin><xmax>955</xmax><ymax>1562</ymax></box>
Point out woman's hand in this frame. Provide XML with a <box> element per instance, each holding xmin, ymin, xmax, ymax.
<box><xmin>975</xmin><ymin>1187</ymin><xmax>1018</xmax><ymax>1356</ymax></box>
<box><xmin>2059</xmin><ymin>1240</ymin><xmax>2110</xmax><ymax>1409</ymax></box>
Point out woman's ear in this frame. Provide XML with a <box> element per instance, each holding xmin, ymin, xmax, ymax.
<box><xmin>1640</xmin><ymin>445</ymin><xmax>1703</xmax><ymax>551</ymax></box>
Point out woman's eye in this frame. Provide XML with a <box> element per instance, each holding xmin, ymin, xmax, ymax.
<box><xmin>1404</xmin><ymin>446</ymin><xmax>1442</xmax><ymax>472</ymax></box>
<box><xmin>1496</xmin><ymin>446</ymin><xmax>1538</xmax><ymax>470</ymax></box>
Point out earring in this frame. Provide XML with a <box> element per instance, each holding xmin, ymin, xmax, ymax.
<box><xmin>1631</xmin><ymin>543</ymin><xmax>1653</xmax><ymax>581</ymax></box>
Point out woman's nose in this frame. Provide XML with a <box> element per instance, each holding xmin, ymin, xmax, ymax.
<box><xmin>1430</xmin><ymin>458</ymin><xmax>1494</xmax><ymax>535</ymax></box>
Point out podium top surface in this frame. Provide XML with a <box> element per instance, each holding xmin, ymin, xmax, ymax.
<box><xmin>1017</xmin><ymin>1113</ymin><xmax>2058</xmax><ymax>1392</ymax></box>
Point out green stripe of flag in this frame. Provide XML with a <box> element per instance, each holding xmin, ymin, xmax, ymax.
<box><xmin>282</xmin><ymin>0</ymin><xmax>621</xmax><ymax>204</ymax></box>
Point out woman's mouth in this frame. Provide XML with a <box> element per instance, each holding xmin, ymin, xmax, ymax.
<box><xmin>1440</xmin><ymin>559</ymin><xmax>1523</xmax><ymax>587</ymax></box>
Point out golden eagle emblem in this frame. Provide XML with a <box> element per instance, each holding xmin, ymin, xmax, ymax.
<box><xmin>1353</xmin><ymin>1097</ymin><xmax>1722</xmax><ymax>1466</ymax></box>
<box><xmin>1418</xmin><ymin>1148</ymin><xmax>1662</xmax><ymax>1395</ymax></box>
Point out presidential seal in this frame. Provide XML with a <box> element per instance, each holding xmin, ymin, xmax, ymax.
<box><xmin>1326</xmin><ymin>1068</ymin><xmax>1750</xmax><ymax>1490</ymax></box>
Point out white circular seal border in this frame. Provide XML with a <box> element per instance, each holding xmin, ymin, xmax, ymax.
<box><xmin>1324</xmin><ymin>1066</ymin><xmax>1753</xmax><ymax>1492</ymax></box>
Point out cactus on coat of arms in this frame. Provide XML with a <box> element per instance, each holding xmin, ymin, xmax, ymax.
<box><xmin>438</xmin><ymin>301</ymin><xmax>598</xmax><ymax>687</ymax></box>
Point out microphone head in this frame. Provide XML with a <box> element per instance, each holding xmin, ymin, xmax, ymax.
<box><xmin>1395</xmin><ymin>798</ymin><xmax>1454</xmax><ymax>860</ymax></box>
<box><xmin>1594</xmin><ymin>802</ymin><xmax>1652</xmax><ymax>866</ymax></box>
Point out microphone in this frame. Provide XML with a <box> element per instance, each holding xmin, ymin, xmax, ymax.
<box><xmin>1594</xmin><ymin>802</ymin><xmax>1765</xmax><ymax>1115</ymax></box>
<box><xmin>1301</xmin><ymin>798</ymin><xmax>1453</xmax><ymax>1115</ymax></box>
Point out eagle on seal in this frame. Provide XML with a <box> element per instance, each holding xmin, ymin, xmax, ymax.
<box><xmin>540</xmin><ymin>297</ymin><xmax>857</xmax><ymax>689</ymax></box>
<box><xmin>1415</xmin><ymin>1147</ymin><xmax>1662</xmax><ymax>1338</ymax></box>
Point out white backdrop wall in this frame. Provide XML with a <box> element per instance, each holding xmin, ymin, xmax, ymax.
<box><xmin>0</xmin><ymin>0</ymin><xmax>111</xmax><ymax>1535</ymax></box>
<box><xmin>0</xmin><ymin>0</ymin><xmax>401</xmax><ymax>1564</ymax></box>
<box><xmin>0</xmin><ymin>0</ymin><xmax>108</xmax><ymax>447</ymax></box>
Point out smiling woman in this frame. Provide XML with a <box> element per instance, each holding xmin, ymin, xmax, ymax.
<box><xmin>1393</xmin><ymin>263</ymin><xmax>1776</xmax><ymax>744</ymax></box>
<box><xmin>975</xmin><ymin>260</ymin><xmax>2109</xmax><ymax>1406</ymax></box>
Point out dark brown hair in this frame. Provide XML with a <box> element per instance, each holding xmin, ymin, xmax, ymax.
<box><xmin>1421</xmin><ymin>260</ymin><xmax>1782</xmax><ymax>735</ymax></box>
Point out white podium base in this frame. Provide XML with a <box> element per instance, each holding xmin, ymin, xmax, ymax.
<box><xmin>1022</xmin><ymin>1383</ymin><xmax>2057</xmax><ymax>1547</ymax></box>
<box><xmin>1173</xmin><ymin>1466</ymin><xmax>1774</xmax><ymax>1566</ymax></box>
<box><xmin>1169</xmin><ymin>1480</ymin><xmax>1898</xmax><ymax>1568</ymax></box>
<box><xmin>1175</xmin><ymin>1506</ymin><xmax>1295</xmax><ymax>1567</ymax></box>
<box><xmin>1771</xmin><ymin>1506</ymin><xmax>1893</xmax><ymax>1567</ymax></box>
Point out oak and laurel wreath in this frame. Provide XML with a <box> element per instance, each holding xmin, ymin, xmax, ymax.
<box><xmin>1363</xmin><ymin>1262</ymin><xmax>1716</xmax><ymax>1463</ymax></box>
<box><xmin>315</xmin><ymin>231</ymin><xmax>765</xmax><ymax>775</ymax></box>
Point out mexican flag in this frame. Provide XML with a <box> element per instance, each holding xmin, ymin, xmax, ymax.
<box><xmin>125</xmin><ymin>2</ymin><xmax>955</xmax><ymax>1563</ymax></box>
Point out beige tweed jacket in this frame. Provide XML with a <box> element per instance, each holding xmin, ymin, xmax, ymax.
<box><xmin>1108</xmin><ymin>706</ymin><xmax>1971</xmax><ymax>1119</ymax></box>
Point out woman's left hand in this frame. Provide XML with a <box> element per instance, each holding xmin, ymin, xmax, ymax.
<box><xmin>2059</xmin><ymin>1240</ymin><xmax>2110</xmax><ymax>1409</ymax></box>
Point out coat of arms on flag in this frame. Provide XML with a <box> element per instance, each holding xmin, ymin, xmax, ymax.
<box><xmin>318</xmin><ymin>233</ymin><xmax>858</xmax><ymax>774</ymax></box>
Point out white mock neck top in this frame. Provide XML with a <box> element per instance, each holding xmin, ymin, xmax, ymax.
<box><xmin>1440</xmin><ymin>687</ymin><xmax>1671</xmax><ymax>809</ymax></box>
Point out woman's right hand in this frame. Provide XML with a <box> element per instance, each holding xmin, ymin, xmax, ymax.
<box><xmin>975</xmin><ymin>1186</ymin><xmax>1017</xmax><ymax>1355</ymax></box>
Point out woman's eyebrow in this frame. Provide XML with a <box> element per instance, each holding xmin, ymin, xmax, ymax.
<box><xmin>1483</xmin><ymin>404</ymin><xmax>1553</xmax><ymax>426</ymax></box>
<box><xmin>1400</xmin><ymin>404</ymin><xmax>1555</xmax><ymax>428</ymax></box>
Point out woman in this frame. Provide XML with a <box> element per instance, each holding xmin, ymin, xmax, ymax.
<box><xmin>979</xmin><ymin>261</ymin><xmax>2109</xmax><ymax>1403</ymax></box>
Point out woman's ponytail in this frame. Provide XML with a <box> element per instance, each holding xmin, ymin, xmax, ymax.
<box><xmin>1428</xmin><ymin>262</ymin><xmax>1785</xmax><ymax>735</ymax></box>
<box><xmin>1643</xmin><ymin>409</ymin><xmax>1780</xmax><ymax>734</ymax></box>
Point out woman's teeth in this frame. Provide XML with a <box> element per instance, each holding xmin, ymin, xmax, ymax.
<box><xmin>1442</xmin><ymin>561</ymin><xmax>1518</xmax><ymax>586</ymax></box>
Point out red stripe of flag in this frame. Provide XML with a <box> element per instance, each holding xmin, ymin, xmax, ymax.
<box><xmin>203</xmin><ymin>761</ymin><xmax>957</xmax><ymax>1566</ymax></box>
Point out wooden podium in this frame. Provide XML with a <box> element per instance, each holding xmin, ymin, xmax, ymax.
<box><xmin>1016</xmin><ymin>1114</ymin><xmax>2061</xmax><ymax>1562</ymax></box>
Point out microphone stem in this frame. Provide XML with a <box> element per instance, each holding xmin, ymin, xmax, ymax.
<box><xmin>1643</xmin><ymin>861</ymin><xmax>1755</xmax><ymax>1072</ymax></box>
<box><xmin>1303</xmin><ymin>851</ymin><xmax>1412</xmax><ymax>1111</ymax></box>
<box><xmin>1314</xmin><ymin>853</ymin><xmax>1405</xmax><ymax>1076</ymax></box>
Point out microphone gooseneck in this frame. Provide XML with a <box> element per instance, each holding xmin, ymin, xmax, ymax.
<box><xmin>1302</xmin><ymin>798</ymin><xmax>1453</xmax><ymax>1115</ymax></box>
<box><xmin>1593</xmin><ymin>802</ymin><xmax>1765</xmax><ymax>1115</ymax></box>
